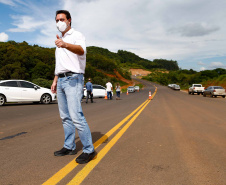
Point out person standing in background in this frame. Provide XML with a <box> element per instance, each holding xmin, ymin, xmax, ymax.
<box><xmin>85</xmin><ymin>78</ymin><xmax>93</xmax><ymax>103</ymax></box>
<box><xmin>106</xmin><ymin>81</ymin><xmax>113</xmax><ymax>100</ymax></box>
<box><xmin>115</xmin><ymin>82</ymin><xmax>121</xmax><ymax>100</ymax></box>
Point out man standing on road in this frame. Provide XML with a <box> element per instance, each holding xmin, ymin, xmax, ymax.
<box><xmin>51</xmin><ymin>10</ymin><xmax>95</xmax><ymax>164</ymax></box>
<box><xmin>85</xmin><ymin>78</ymin><xmax>93</xmax><ymax>103</ymax></box>
<box><xmin>106</xmin><ymin>81</ymin><xmax>113</xmax><ymax>100</ymax></box>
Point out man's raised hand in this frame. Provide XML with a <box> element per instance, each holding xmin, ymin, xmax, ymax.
<box><xmin>55</xmin><ymin>34</ymin><xmax>66</xmax><ymax>48</ymax></box>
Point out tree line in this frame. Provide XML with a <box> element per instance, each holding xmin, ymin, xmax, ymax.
<box><xmin>142</xmin><ymin>68</ymin><xmax>226</xmax><ymax>89</ymax></box>
<box><xmin>0</xmin><ymin>41</ymin><xmax>180</xmax><ymax>88</ymax></box>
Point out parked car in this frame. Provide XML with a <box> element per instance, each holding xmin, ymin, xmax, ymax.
<box><xmin>168</xmin><ymin>84</ymin><xmax>176</xmax><ymax>88</ymax></box>
<box><xmin>172</xmin><ymin>84</ymin><xmax>180</xmax><ymax>91</ymax></box>
<box><xmin>0</xmin><ymin>80</ymin><xmax>56</xmax><ymax>106</ymax></box>
<box><xmin>127</xmin><ymin>86</ymin><xmax>135</xmax><ymax>93</ymax></box>
<box><xmin>83</xmin><ymin>84</ymin><xmax>113</xmax><ymax>98</ymax></box>
<box><xmin>168</xmin><ymin>84</ymin><xmax>173</xmax><ymax>88</ymax></box>
<box><xmin>188</xmin><ymin>84</ymin><xmax>205</xmax><ymax>95</ymax></box>
<box><xmin>203</xmin><ymin>86</ymin><xmax>226</xmax><ymax>98</ymax></box>
<box><xmin>134</xmin><ymin>86</ymin><xmax>140</xmax><ymax>91</ymax></box>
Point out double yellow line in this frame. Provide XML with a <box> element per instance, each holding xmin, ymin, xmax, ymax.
<box><xmin>43</xmin><ymin>88</ymin><xmax>157</xmax><ymax>185</ymax></box>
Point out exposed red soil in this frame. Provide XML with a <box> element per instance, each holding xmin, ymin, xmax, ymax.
<box><xmin>96</xmin><ymin>69</ymin><xmax>134</xmax><ymax>88</ymax></box>
<box><xmin>97</xmin><ymin>69</ymin><xmax>152</xmax><ymax>89</ymax></box>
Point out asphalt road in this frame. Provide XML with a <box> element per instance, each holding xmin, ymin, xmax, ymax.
<box><xmin>0</xmin><ymin>79</ymin><xmax>226</xmax><ymax>185</ymax></box>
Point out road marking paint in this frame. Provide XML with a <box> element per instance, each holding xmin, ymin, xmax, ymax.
<box><xmin>67</xmin><ymin>99</ymin><xmax>152</xmax><ymax>185</ymax></box>
<box><xmin>42</xmin><ymin>100</ymin><xmax>149</xmax><ymax>185</ymax></box>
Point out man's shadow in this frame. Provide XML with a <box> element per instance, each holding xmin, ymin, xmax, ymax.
<box><xmin>75</xmin><ymin>131</ymin><xmax>108</xmax><ymax>153</ymax></box>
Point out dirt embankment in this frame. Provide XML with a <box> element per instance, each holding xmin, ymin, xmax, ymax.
<box><xmin>97</xmin><ymin>69</ymin><xmax>152</xmax><ymax>89</ymax></box>
<box><xmin>130</xmin><ymin>69</ymin><xmax>152</xmax><ymax>76</ymax></box>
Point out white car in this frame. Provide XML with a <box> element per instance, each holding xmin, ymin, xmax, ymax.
<box><xmin>84</xmin><ymin>84</ymin><xmax>113</xmax><ymax>98</ymax></box>
<box><xmin>134</xmin><ymin>86</ymin><xmax>140</xmax><ymax>91</ymax></box>
<box><xmin>127</xmin><ymin>86</ymin><xmax>135</xmax><ymax>93</ymax></box>
<box><xmin>0</xmin><ymin>80</ymin><xmax>56</xmax><ymax>106</ymax></box>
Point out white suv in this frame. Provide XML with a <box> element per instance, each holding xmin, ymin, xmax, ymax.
<box><xmin>0</xmin><ymin>80</ymin><xmax>56</xmax><ymax>106</ymax></box>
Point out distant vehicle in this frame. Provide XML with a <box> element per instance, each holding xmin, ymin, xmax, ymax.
<box><xmin>83</xmin><ymin>84</ymin><xmax>113</xmax><ymax>98</ymax></box>
<box><xmin>172</xmin><ymin>84</ymin><xmax>180</xmax><ymax>91</ymax></box>
<box><xmin>0</xmin><ymin>80</ymin><xmax>56</xmax><ymax>106</ymax></box>
<box><xmin>188</xmin><ymin>84</ymin><xmax>205</xmax><ymax>95</ymax></box>
<box><xmin>127</xmin><ymin>86</ymin><xmax>135</xmax><ymax>93</ymax></box>
<box><xmin>168</xmin><ymin>84</ymin><xmax>176</xmax><ymax>88</ymax></box>
<box><xmin>134</xmin><ymin>86</ymin><xmax>140</xmax><ymax>91</ymax></box>
<box><xmin>203</xmin><ymin>86</ymin><xmax>226</xmax><ymax>98</ymax></box>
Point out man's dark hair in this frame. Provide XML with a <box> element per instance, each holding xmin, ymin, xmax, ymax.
<box><xmin>56</xmin><ymin>10</ymin><xmax>71</xmax><ymax>26</ymax></box>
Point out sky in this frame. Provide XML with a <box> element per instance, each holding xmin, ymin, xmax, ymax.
<box><xmin>0</xmin><ymin>0</ymin><xmax>226</xmax><ymax>71</ymax></box>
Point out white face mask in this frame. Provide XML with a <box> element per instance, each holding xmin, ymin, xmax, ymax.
<box><xmin>56</xmin><ymin>21</ymin><xmax>69</xmax><ymax>32</ymax></box>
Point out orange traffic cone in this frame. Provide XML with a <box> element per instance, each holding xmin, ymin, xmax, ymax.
<box><xmin>104</xmin><ymin>91</ymin><xmax>108</xmax><ymax>99</ymax></box>
<box><xmin>127</xmin><ymin>90</ymin><xmax>129</xmax><ymax>95</ymax></box>
<box><xmin>149</xmin><ymin>91</ymin><xmax>152</xmax><ymax>100</ymax></box>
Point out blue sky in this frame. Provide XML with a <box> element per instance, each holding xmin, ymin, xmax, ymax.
<box><xmin>0</xmin><ymin>0</ymin><xmax>226</xmax><ymax>71</ymax></box>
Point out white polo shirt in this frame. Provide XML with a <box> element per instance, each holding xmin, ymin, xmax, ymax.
<box><xmin>106</xmin><ymin>82</ymin><xmax>112</xmax><ymax>91</ymax></box>
<box><xmin>55</xmin><ymin>28</ymin><xmax>86</xmax><ymax>75</ymax></box>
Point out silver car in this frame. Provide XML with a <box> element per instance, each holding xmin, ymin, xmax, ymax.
<box><xmin>171</xmin><ymin>84</ymin><xmax>180</xmax><ymax>90</ymax></box>
<box><xmin>127</xmin><ymin>86</ymin><xmax>135</xmax><ymax>93</ymax></box>
<box><xmin>203</xmin><ymin>86</ymin><xmax>226</xmax><ymax>98</ymax></box>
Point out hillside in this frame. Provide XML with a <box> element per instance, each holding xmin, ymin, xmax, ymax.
<box><xmin>0</xmin><ymin>41</ymin><xmax>179</xmax><ymax>88</ymax></box>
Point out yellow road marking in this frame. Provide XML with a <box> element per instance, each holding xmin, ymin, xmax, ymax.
<box><xmin>42</xmin><ymin>100</ymin><xmax>149</xmax><ymax>185</ymax></box>
<box><xmin>43</xmin><ymin>87</ymin><xmax>157</xmax><ymax>185</ymax></box>
<box><xmin>67</xmin><ymin>99</ymin><xmax>152</xmax><ymax>185</ymax></box>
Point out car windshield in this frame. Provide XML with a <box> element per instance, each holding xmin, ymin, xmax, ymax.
<box><xmin>214</xmin><ymin>86</ymin><xmax>223</xmax><ymax>89</ymax></box>
<box><xmin>194</xmin><ymin>85</ymin><xmax>201</xmax><ymax>87</ymax></box>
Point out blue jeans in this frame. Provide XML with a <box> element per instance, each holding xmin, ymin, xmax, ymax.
<box><xmin>107</xmin><ymin>91</ymin><xmax>112</xmax><ymax>99</ymax></box>
<box><xmin>57</xmin><ymin>74</ymin><xmax>94</xmax><ymax>154</ymax></box>
<box><xmin>116</xmin><ymin>91</ymin><xmax>120</xmax><ymax>98</ymax></box>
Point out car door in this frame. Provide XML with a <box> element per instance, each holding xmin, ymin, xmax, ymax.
<box><xmin>92</xmin><ymin>85</ymin><xmax>99</xmax><ymax>97</ymax></box>
<box><xmin>19</xmin><ymin>81</ymin><xmax>41</xmax><ymax>101</ymax></box>
<box><xmin>93</xmin><ymin>85</ymin><xmax>105</xmax><ymax>97</ymax></box>
<box><xmin>1</xmin><ymin>81</ymin><xmax>21</xmax><ymax>101</ymax></box>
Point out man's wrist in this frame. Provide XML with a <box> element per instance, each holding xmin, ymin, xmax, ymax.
<box><xmin>63</xmin><ymin>42</ymin><xmax>68</xmax><ymax>48</ymax></box>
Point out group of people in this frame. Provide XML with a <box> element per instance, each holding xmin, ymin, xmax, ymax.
<box><xmin>85</xmin><ymin>80</ymin><xmax>121</xmax><ymax>103</ymax></box>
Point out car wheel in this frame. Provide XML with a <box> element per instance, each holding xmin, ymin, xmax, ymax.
<box><xmin>0</xmin><ymin>94</ymin><xmax>6</xmax><ymax>106</ymax></box>
<box><xmin>41</xmin><ymin>94</ymin><xmax>51</xmax><ymax>104</ymax></box>
<box><xmin>222</xmin><ymin>96</ymin><xmax>225</xmax><ymax>98</ymax></box>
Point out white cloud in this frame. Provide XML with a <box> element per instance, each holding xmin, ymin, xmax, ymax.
<box><xmin>198</xmin><ymin>61</ymin><xmax>206</xmax><ymax>66</ymax></box>
<box><xmin>169</xmin><ymin>22</ymin><xmax>219</xmax><ymax>37</ymax></box>
<box><xmin>209</xmin><ymin>62</ymin><xmax>226</xmax><ymax>69</ymax></box>
<box><xmin>8</xmin><ymin>15</ymin><xmax>47</xmax><ymax>32</ymax></box>
<box><xmin>0</xmin><ymin>32</ymin><xmax>8</xmax><ymax>42</ymax></box>
<box><xmin>200</xmin><ymin>67</ymin><xmax>206</xmax><ymax>71</ymax></box>
<box><xmin>0</xmin><ymin>0</ymin><xmax>16</xmax><ymax>6</ymax></box>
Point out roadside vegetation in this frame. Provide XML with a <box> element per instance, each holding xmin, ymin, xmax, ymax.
<box><xmin>1</xmin><ymin>41</ymin><xmax>224</xmax><ymax>90</ymax></box>
<box><xmin>0</xmin><ymin>41</ymin><xmax>179</xmax><ymax>89</ymax></box>
<box><xmin>142</xmin><ymin>68</ymin><xmax>226</xmax><ymax>89</ymax></box>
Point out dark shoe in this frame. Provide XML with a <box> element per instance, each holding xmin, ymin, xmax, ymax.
<box><xmin>54</xmin><ymin>147</ymin><xmax>77</xmax><ymax>156</ymax></box>
<box><xmin>76</xmin><ymin>151</ymin><xmax>96</xmax><ymax>164</ymax></box>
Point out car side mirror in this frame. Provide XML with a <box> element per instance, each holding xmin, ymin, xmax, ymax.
<box><xmin>34</xmin><ymin>86</ymin><xmax>38</xmax><ymax>90</ymax></box>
